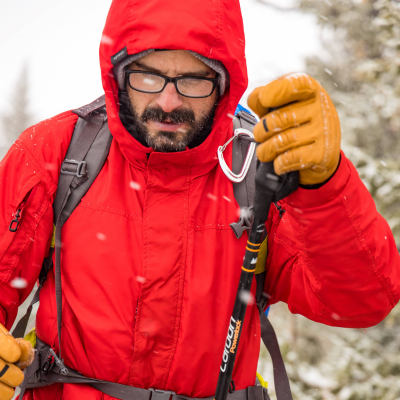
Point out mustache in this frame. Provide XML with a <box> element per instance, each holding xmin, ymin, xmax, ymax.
<box><xmin>141</xmin><ymin>106</ymin><xmax>196</xmax><ymax>124</ymax></box>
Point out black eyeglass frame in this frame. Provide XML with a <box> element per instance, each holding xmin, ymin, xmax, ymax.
<box><xmin>125</xmin><ymin>70</ymin><xmax>219</xmax><ymax>98</ymax></box>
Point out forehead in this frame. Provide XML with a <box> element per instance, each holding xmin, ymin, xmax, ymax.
<box><xmin>130</xmin><ymin>50</ymin><xmax>213</xmax><ymax>74</ymax></box>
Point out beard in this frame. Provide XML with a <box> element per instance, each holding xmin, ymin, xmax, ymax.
<box><xmin>126</xmin><ymin>98</ymin><xmax>217</xmax><ymax>152</ymax></box>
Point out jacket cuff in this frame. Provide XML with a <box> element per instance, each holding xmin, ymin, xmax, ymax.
<box><xmin>284</xmin><ymin>150</ymin><xmax>351</xmax><ymax>208</ymax></box>
<box><xmin>299</xmin><ymin>154</ymin><xmax>341</xmax><ymax>190</ymax></box>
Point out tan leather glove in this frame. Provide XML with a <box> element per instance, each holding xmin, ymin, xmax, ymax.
<box><xmin>247</xmin><ymin>73</ymin><xmax>341</xmax><ymax>185</ymax></box>
<box><xmin>0</xmin><ymin>324</ymin><xmax>34</xmax><ymax>400</ymax></box>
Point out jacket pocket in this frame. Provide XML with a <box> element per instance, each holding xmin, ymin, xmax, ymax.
<box><xmin>0</xmin><ymin>174</ymin><xmax>48</xmax><ymax>279</ymax></box>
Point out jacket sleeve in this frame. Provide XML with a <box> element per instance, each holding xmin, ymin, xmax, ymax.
<box><xmin>0</xmin><ymin>111</ymin><xmax>77</xmax><ymax>330</ymax></box>
<box><xmin>264</xmin><ymin>151</ymin><xmax>400</xmax><ymax>328</ymax></box>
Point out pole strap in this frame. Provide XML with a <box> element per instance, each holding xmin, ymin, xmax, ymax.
<box><xmin>259</xmin><ymin>311</ymin><xmax>293</xmax><ymax>400</ymax></box>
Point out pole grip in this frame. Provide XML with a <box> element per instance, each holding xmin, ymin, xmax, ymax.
<box><xmin>254</xmin><ymin>162</ymin><xmax>299</xmax><ymax>221</ymax></box>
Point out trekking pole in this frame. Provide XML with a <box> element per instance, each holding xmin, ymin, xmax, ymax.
<box><xmin>215</xmin><ymin>161</ymin><xmax>299</xmax><ymax>400</ymax></box>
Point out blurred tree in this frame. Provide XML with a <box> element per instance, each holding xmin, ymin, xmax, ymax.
<box><xmin>259</xmin><ymin>302</ymin><xmax>400</xmax><ymax>400</ymax></box>
<box><xmin>298</xmin><ymin>0</ymin><xmax>400</xmax><ymax>161</ymax></box>
<box><xmin>1</xmin><ymin>65</ymin><xmax>33</xmax><ymax>145</ymax></box>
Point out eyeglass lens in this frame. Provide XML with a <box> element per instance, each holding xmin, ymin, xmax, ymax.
<box><xmin>128</xmin><ymin>72</ymin><xmax>214</xmax><ymax>97</ymax></box>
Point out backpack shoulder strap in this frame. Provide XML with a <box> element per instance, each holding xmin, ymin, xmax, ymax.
<box><xmin>230</xmin><ymin>110</ymin><xmax>258</xmax><ymax>239</ymax></box>
<box><xmin>54</xmin><ymin>95</ymin><xmax>113</xmax><ymax>358</ymax></box>
<box><xmin>54</xmin><ymin>95</ymin><xmax>112</xmax><ymax>222</ymax></box>
<box><xmin>12</xmin><ymin>95</ymin><xmax>112</xmax><ymax>339</ymax></box>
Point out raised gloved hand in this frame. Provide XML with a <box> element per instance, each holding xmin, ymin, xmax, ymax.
<box><xmin>247</xmin><ymin>73</ymin><xmax>341</xmax><ymax>185</ymax></box>
<box><xmin>0</xmin><ymin>324</ymin><xmax>34</xmax><ymax>400</ymax></box>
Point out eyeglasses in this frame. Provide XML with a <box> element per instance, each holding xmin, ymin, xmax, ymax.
<box><xmin>125</xmin><ymin>70</ymin><xmax>219</xmax><ymax>98</ymax></box>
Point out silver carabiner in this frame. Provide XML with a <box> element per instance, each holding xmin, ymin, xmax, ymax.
<box><xmin>217</xmin><ymin>128</ymin><xmax>256</xmax><ymax>183</ymax></box>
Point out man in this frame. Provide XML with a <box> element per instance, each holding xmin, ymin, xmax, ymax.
<box><xmin>0</xmin><ymin>0</ymin><xmax>399</xmax><ymax>399</ymax></box>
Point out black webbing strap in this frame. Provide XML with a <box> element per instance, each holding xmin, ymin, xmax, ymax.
<box><xmin>230</xmin><ymin>111</ymin><xmax>258</xmax><ymax>239</ymax></box>
<box><xmin>19</xmin><ymin>355</ymin><xmax>40</xmax><ymax>398</ymax></box>
<box><xmin>237</xmin><ymin>111</ymin><xmax>257</xmax><ymax>207</ymax></box>
<box><xmin>259</xmin><ymin>311</ymin><xmax>293</xmax><ymax>400</ymax></box>
<box><xmin>11</xmin><ymin>288</ymin><xmax>40</xmax><ymax>338</ymax></box>
<box><xmin>53</xmin><ymin>113</ymin><xmax>105</xmax><ymax>359</ymax></box>
<box><xmin>12</xmin><ymin>249</ymin><xmax>54</xmax><ymax>338</ymax></box>
<box><xmin>247</xmin><ymin>385</ymin><xmax>270</xmax><ymax>400</ymax></box>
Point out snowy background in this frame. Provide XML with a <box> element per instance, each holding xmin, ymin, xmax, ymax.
<box><xmin>0</xmin><ymin>0</ymin><xmax>319</xmax><ymax>145</ymax></box>
<box><xmin>1</xmin><ymin>1</ymin><xmax>400</xmax><ymax>399</ymax></box>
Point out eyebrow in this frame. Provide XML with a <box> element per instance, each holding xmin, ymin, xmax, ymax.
<box><xmin>131</xmin><ymin>60</ymin><xmax>213</xmax><ymax>77</ymax></box>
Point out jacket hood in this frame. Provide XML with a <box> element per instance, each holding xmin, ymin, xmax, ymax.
<box><xmin>99</xmin><ymin>0</ymin><xmax>248</xmax><ymax>174</ymax></box>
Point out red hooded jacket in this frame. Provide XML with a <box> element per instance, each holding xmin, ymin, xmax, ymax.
<box><xmin>0</xmin><ymin>0</ymin><xmax>399</xmax><ymax>398</ymax></box>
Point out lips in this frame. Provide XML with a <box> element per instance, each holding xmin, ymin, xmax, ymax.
<box><xmin>149</xmin><ymin>120</ymin><xmax>188</xmax><ymax>132</ymax></box>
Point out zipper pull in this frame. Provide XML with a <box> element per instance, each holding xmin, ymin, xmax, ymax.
<box><xmin>9</xmin><ymin>209</ymin><xmax>22</xmax><ymax>232</ymax></box>
<box><xmin>9</xmin><ymin>202</ymin><xmax>26</xmax><ymax>232</ymax></box>
<box><xmin>274</xmin><ymin>202</ymin><xmax>286</xmax><ymax>218</ymax></box>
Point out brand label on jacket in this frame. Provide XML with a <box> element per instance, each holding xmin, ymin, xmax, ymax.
<box><xmin>111</xmin><ymin>47</ymin><xmax>128</xmax><ymax>65</ymax></box>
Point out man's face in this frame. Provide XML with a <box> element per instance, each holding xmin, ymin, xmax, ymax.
<box><xmin>125</xmin><ymin>50</ymin><xmax>218</xmax><ymax>152</ymax></box>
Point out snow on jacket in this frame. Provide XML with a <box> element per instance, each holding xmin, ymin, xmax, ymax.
<box><xmin>0</xmin><ymin>0</ymin><xmax>399</xmax><ymax>398</ymax></box>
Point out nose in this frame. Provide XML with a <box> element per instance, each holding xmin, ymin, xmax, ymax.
<box><xmin>155</xmin><ymin>82</ymin><xmax>183</xmax><ymax>113</ymax></box>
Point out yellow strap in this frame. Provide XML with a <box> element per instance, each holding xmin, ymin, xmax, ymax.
<box><xmin>24</xmin><ymin>328</ymin><xmax>36</xmax><ymax>349</ymax></box>
<box><xmin>50</xmin><ymin>225</ymin><xmax>56</xmax><ymax>248</ymax></box>
<box><xmin>255</xmin><ymin>236</ymin><xmax>268</xmax><ymax>275</ymax></box>
<box><xmin>256</xmin><ymin>372</ymin><xmax>268</xmax><ymax>388</ymax></box>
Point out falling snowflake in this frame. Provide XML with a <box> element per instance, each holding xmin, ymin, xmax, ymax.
<box><xmin>207</xmin><ymin>193</ymin><xmax>217</xmax><ymax>201</ymax></box>
<box><xmin>239</xmin><ymin>290</ymin><xmax>255</xmax><ymax>306</ymax></box>
<box><xmin>96</xmin><ymin>233</ymin><xmax>107</xmax><ymax>241</ymax></box>
<box><xmin>101</xmin><ymin>35</ymin><xmax>114</xmax><ymax>45</ymax></box>
<box><xmin>130</xmin><ymin>181</ymin><xmax>141</xmax><ymax>190</ymax></box>
<box><xmin>11</xmin><ymin>277</ymin><xmax>28</xmax><ymax>289</ymax></box>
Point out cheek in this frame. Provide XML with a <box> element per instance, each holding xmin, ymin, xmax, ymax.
<box><xmin>128</xmin><ymin>89</ymin><xmax>156</xmax><ymax>115</ymax></box>
<box><xmin>186</xmin><ymin>96</ymin><xmax>216</xmax><ymax>119</ymax></box>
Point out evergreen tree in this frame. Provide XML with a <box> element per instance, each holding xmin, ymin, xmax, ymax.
<box><xmin>1</xmin><ymin>65</ymin><xmax>33</xmax><ymax>146</ymax></box>
<box><xmin>298</xmin><ymin>0</ymin><xmax>400</xmax><ymax>161</ymax></box>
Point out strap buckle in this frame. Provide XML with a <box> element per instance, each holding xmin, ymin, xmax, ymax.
<box><xmin>42</xmin><ymin>348</ymin><xmax>68</xmax><ymax>376</ymax></box>
<box><xmin>149</xmin><ymin>388</ymin><xmax>176</xmax><ymax>400</ymax></box>
<box><xmin>217</xmin><ymin>128</ymin><xmax>256</xmax><ymax>183</ymax></box>
<box><xmin>230</xmin><ymin>206</ymin><xmax>253</xmax><ymax>239</ymax></box>
<box><xmin>236</xmin><ymin>110</ymin><xmax>257</xmax><ymax>125</ymax></box>
<box><xmin>61</xmin><ymin>160</ymin><xmax>87</xmax><ymax>178</ymax></box>
<box><xmin>42</xmin><ymin>349</ymin><xmax>55</xmax><ymax>375</ymax></box>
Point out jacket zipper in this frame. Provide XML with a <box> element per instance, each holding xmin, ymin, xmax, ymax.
<box><xmin>8</xmin><ymin>190</ymin><xmax>32</xmax><ymax>232</ymax></box>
